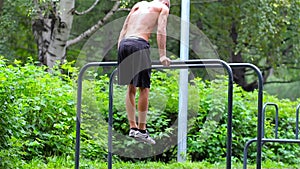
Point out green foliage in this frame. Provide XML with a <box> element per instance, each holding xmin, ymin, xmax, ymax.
<box><xmin>0</xmin><ymin>0</ymin><xmax>36</xmax><ymax>62</ymax></box>
<box><xmin>79</xmin><ymin>75</ymin><xmax>110</xmax><ymax>161</ymax></box>
<box><xmin>0</xmin><ymin>57</ymin><xmax>76</xmax><ymax>168</ymax></box>
<box><xmin>238</xmin><ymin>0</ymin><xmax>300</xmax><ymax>64</ymax></box>
<box><xmin>76</xmin><ymin>68</ymin><xmax>300</xmax><ymax>165</ymax></box>
<box><xmin>265</xmin><ymin>77</ymin><xmax>300</xmax><ymax>101</ymax></box>
<box><xmin>190</xmin><ymin>0</ymin><xmax>300</xmax><ymax>95</ymax></box>
<box><xmin>197</xmin><ymin>0</ymin><xmax>300</xmax><ymax>63</ymax></box>
<box><xmin>69</xmin><ymin>0</ymin><xmax>122</xmax><ymax>63</ymax></box>
<box><xmin>1</xmin><ymin>0</ymin><xmax>299</xmax><ymax>97</ymax></box>
<box><xmin>9</xmin><ymin>157</ymin><xmax>300</xmax><ymax>169</ymax></box>
<box><xmin>1</xmin><ymin>0</ymin><xmax>299</xmax><ymax>100</ymax></box>
<box><xmin>1</xmin><ymin>58</ymin><xmax>300</xmax><ymax>167</ymax></box>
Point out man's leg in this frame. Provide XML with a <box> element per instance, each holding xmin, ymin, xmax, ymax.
<box><xmin>135</xmin><ymin>87</ymin><xmax>155</xmax><ymax>144</ymax></box>
<box><xmin>137</xmin><ymin>87</ymin><xmax>150</xmax><ymax>130</ymax></box>
<box><xmin>126</xmin><ymin>84</ymin><xmax>138</xmax><ymax>129</ymax></box>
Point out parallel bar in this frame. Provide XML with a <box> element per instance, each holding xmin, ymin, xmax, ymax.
<box><xmin>243</xmin><ymin>139</ymin><xmax>257</xmax><ymax>169</ymax></box>
<box><xmin>107</xmin><ymin>60</ymin><xmax>233</xmax><ymax>169</ymax></box>
<box><xmin>243</xmin><ymin>102</ymin><xmax>279</xmax><ymax>169</ymax></box>
<box><xmin>243</xmin><ymin>138</ymin><xmax>300</xmax><ymax>169</ymax></box>
<box><xmin>262</xmin><ymin>103</ymin><xmax>279</xmax><ymax>139</ymax></box>
<box><xmin>228</xmin><ymin>63</ymin><xmax>264</xmax><ymax>169</ymax></box>
<box><xmin>108</xmin><ymin>70</ymin><xmax>117</xmax><ymax>169</ymax></box>
<box><xmin>75</xmin><ymin>59</ymin><xmax>246</xmax><ymax>169</ymax></box>
<box><xmin>296</xmin><ymin>104</ymin><xmax>300</xmax><ymax>139</ymax></box>
<box><xmin>243</xmin><ymin>103</ymin><xmax>300</xmax><ymax>169</ymax></box>
<box><xmin>262</xmin><ymin>138</ymin><xmax>300</xmax><ymax>143</ymax></box>
<box><xmin>75</xmin><ymin>62</ymin><xmax>117</xmax><ymax>169</ymax></box>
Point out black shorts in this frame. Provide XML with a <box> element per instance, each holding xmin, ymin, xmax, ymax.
<box><xmin>117</xmin><ymin>37</ymin><xmax>151</xmax><ymax>88</ymax></box>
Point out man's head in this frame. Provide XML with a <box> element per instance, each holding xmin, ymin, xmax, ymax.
<box><xmin>156</xmin><ymin>0</ymin><xmax>170</xmax><ymax>8</ymax></box>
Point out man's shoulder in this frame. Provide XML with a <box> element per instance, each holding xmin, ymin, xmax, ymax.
<box><xmin>132</xmin><ymin>0</ymin><xmax>169</xmax><ymax>14</ymax></box>
<box><xmin>148</xmin><ymin>1</ymin><xmax>169</xmax><ymax>12</ymax></box>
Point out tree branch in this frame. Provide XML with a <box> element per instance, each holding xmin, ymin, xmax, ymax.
<box><xmin>73</xmin><ymin>0</ymin><xmax>100</xmax><ymax>15</ymax></box>
<box><xmin>117</xmin><ymin>8</ymin><xmax>130</xmax><ymax>12</ymax></box>
<box><xmin>289</xmin><ymin>67</ymin><xmax>300</xmax><ymax>70</ymax></box>
<box><xmin>33</xmin><ymin>0</ymin><xmax>43</xmax><ymax>19</ymax></box>
<box><xmin>66</xmin><ymin>1</ymin><xmax>120</xmax><ymax>47</ymax></box>
<box><xmin>264</xmin><ymin>79</ymin><xmax>300</xmax><ymax>85</ymax></box>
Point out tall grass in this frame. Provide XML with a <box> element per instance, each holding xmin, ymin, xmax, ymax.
<box><xmin>16</xmin><ymin>157</ymin><xmax>300</xmax><ymax>169</ymax></box>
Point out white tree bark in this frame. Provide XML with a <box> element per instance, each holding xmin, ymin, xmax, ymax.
<box><xmin>33</xmin><ymin>0</ymin><xmax>120</xmax><ymax>67</ymax></box>
<box><xmin>32</xmin><ymin>0</ymin><xmax>74</xmax><ymax>68</ymax></box>
<box><xmin>45</xmin><ymin>0</ymin><xmax>75</xmax><ymax>68</ymax></box>
<box><xmin>74</xmin><ymin>0</ymin><xmax>100</xmax><ymax>15</ymax></box>
<box><xmin>32</xmin><ymin>0</ymin><xmax>49</xmax><ymax>64</ymax></box>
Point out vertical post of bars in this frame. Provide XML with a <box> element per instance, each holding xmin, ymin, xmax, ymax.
<box><xmin>177</xmin><ymin>0</ymin><xmax>190</xmax><ymax>162</ymax></box>
<box><xmin>296</xmin><ymin>104</ymin><xmax>300</xmax><ymax>139</ymax></box>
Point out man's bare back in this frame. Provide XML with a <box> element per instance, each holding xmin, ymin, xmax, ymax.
<box><xmin>124</xmin><ymin>1</ymin><xmax>167</xmax><ymax>41</ymax></box>
<box><xmin>118</xmin><ymin>0</ymin><xmax>171</xmax><ymax>65</ymax></box>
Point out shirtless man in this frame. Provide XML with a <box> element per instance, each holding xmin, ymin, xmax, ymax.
<box><xmin>117</xmin><ymin>0</ymin><xmax>171</xmax><ymax>144</ymax></box>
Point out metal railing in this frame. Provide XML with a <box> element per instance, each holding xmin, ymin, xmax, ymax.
<box><xmin>74</xmin><ymin>60</ymin><xmax>265</xmax><ymax>169</ymax></box>
<box><xmin>243</xmin><ymin>103</ymin><xmax>300</xmax><ymax>169</ymax></box>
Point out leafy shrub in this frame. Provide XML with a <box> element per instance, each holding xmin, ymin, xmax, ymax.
<box><xmin>75</xmin><ymin>68</ymin><xmax>300</xmax><ymax>165</ymax></box>
<box><xmin>0</xmin><ymin>57</ymin><xmax>76</xmax><ymax>168</ymax></box>
<box><xmin>79</xmin><ymin>75</ymin><xmax>110</xmax><ymax>161</ymax></box>
<box><xmin>1</xmin><ymin>57</ymin><xmax>300</xmax><ymax>167</ymax></box>
<box><xmin>81</xmin><ymin>68</ymin><xmax>300</xmax><ymax>165</ymax></box>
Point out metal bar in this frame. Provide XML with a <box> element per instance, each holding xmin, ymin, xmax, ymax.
<box><xmin>243</xmin><ymin>102</ymin><xmax>278</xmax><ymax>169</ymax></box>
<box><xmin>75</xmin><ymin>62</ymin><xmax>117</xmax><ymax>169</ymax></box>
<box><xmin>106</xmin><ymin>59</ymin><xmax>233</xmax><ymax>169</ymax></box>
<box><xmin>243</xmin><ymin>138</ymin><xmax>257</xmax><ymax>169</ymax></box>
<box><xmin>75</xmin><ymin>60</ymin><xmax>267</xmax><ymax>169</ymax></box>
<box><xmin>228</xmin><ymin>63</ymin><xmax>264</xmax><ymax>169</ymax></box>
<box><xmin>76</xmin><ymin>59</ymin><xmax>237</xmax><ymax>169</ymax></box>
<box><xmin>262</xmin><ymin>138</ymin><xmax>300</xmax><ymax>143</ymax></box>
<box><xmin>163</xmin><ymin>61</ymin><xmax>233</xmax><ymax>169</ymax></box>
<box><xmin>75</xmin><ymin>61</ymin><xmax>265</xmax><ymax>169</ymax></box>
<box><xmin>243</xmin><ymin>137</ymin><xmax>300</xmax><ymax>169</ymax></box>
<box><xmin>296</xmin><ymin>104</ymin><xmax>300</xmax><ymax>139</ymax></box>
<box><xmin>224</xmin><ymin>66</ymin><xmax>234</xmax><ymax>169</ymax></box>
<box><xmin>243</xmin><ymin>103</ymin><xmax>300</xmax><ymax>169</ymax></box>
<box><xmin>262</xmin><ymin>103</ymin><xmax>279</xmax><ymax>139</ymax></box>
<box><xmin>108</xmin><ymin>70</ymin><xmax>117</xmax><ymax>169</ymax></box>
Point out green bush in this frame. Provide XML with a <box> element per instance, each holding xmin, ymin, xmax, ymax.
<box><xmin>1</xmin><ymin>57</ymin><xmax>300</xmax><ymax>167</ymax></box>
<box><xmin>0</xmin><ymin>57</ymin><xmax>76</xmax><ymax>168</ymax></box>
<box><xmin>79</xmin><ymin>75</ymin><xmax>110</xmax><ymax>161</ymax></box>
<box><xmin>81</xmin><ymin>68</ymin><xmax>300</xmax><ymax>165</ymax></box>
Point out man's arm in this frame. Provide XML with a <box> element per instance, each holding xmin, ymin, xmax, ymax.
<box><xmin>157</xmin><ymin>6</ymin><xmax>170</xmax><ymax>66</ymax></box>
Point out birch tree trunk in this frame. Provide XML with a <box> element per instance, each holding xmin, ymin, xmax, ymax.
<box><xmin>33</xmin><ymin>0</ymin><xmax>75</xmax><ymax>68</ymax></box>
<box><xmin>45</xmin><ymin>0</ymin><xmax>74</xmax><ymax>68</ymax></box>
<box><xmin>33</xmin><ymin>0</ymin><xmax>120</xmax><ymax>68</ymax></box>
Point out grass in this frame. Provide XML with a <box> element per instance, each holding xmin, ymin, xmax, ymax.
<box><xmin>14</xmin><ymin>156</ymin><xmax>300</xmax><ymax>169</ymax></box>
